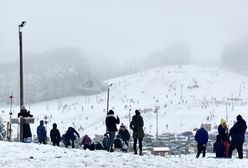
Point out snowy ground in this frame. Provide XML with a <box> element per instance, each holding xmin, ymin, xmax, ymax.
<box><xmin>0</xmin><ymin>141</ymin><xmax>247</xmax><ymax>168</ymax></box>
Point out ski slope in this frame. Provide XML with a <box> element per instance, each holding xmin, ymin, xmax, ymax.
<box><xmin>1</xmin><ymin>65</ymin><xmax>248</xmax><ymax>139</ymax></box>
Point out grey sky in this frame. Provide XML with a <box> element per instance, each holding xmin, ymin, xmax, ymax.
<box><xmin>1</xmin><ymin>0</ymin><xmax>248</xmax><ymax>65</ymax></box>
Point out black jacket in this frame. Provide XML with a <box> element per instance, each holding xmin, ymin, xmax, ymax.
<box><xmin>50</xmin><ymin>128</ymin><xmax>61</xmax><ymax>142</ymax></box>
<box><xmin>65</xmin><ymin>127</ymin><xmax>80</xmax><ymax>140</ymax></box>
<box><xmin>218</xmin><ymin>125</ymin><xmax>229</xmax><ymax>142</ymax></box>
<box><xmin>18</xmin><ymin>109</ymin><xmax>33</xmax><ymax>138</ymax></box>
<box><xmin>213</xmin><ymin>141</ymin><xmax>225</xmax><ymax>158</ymax></box>
<box><xmin>130</xmin><ymin>115</ymin><xmax>144</xmax><ymax>139</ymax></box>
<box><xmin>105</xmin><ymin>115</ymin><xmax>120</xmax><ymax>132</ymax></box>
<box><xmin>118</xmin><ymin>129</ymin><xmax>130</xmax><ymax>142</ymax></box>
<box><xmin>229</xmin><ymin>119</ymin><xmax>247</xmax><ymax>143</ymax></box>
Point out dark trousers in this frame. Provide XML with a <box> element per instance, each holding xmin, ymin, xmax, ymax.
<box><xmin>228</xmin><ymin>141</ymin><xmax>243</xmax><ymax>159</ymax></box>
<box><xmin>65</xmin><ymin>139</ymin><xmax>75</xmax><ymax>148</ymax></box>
<box><xmin>39</xmin><ymin>139</ymin><xmax>46</xmax><ymax>144</ymax></box>
<box><xmin>108</xmin><ymin>131</ymin><xmax>115</xmax><ymax>151</ymax></box>
<box><xmin>196</xmin><ymin>144</ymin><xmax>206</xmax><ymax>158</ymax></box>
<box><xmin>133</xmin><ymin>138</ymin><xmax>143</xmax><ymax>152</ymax></box>
<box><xmin>52</xmin><ymin>141</ymin><xmax>60</xmax><ymax>146</ymax></box>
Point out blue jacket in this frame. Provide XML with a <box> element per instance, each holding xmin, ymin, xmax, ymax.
<box><xmin>37</xmin><ymin>124</ymin><xmax>47</xmax><ymax>141</ymax></box>
<box><xmin>195</xmin><ymin>128</ymin><xmax>208</xmax><ymax>145</ymax></box>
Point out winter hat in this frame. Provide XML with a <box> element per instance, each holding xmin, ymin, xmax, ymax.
<box><xmin>135</xmin><ymin>110</ymin><xmax>140</xmax><ymax>115</ymax></box>
<box><xmin>237</xmin><ymin>114</ymin><xmax>243</xmax><ymax>121</ymax></box>
<box><xmin>108</xmin><ymin>110</ymin><xmax>114</xmax><ymax>115</ymax></box>
<box><xmin>220</xmin><ymin>118</ymin><xmax>226</xmax><ymax>125</ymax></box>
<box><xmin>53</xmin><ymin>123</ymin><xmax>57</xmax><ymax>128</ymax></box>
<box><xmin>40</xmin><ymin>120</ymin><xmax>44</xmax><ymax>125</ymax></box>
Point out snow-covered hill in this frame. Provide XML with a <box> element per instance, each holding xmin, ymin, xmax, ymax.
<box><xmin>1</xmin><ymin>65</ymin><xmax>248</xmax><ymax>139</ymax></box>
<box><xmin>0</xmin><ymin>141</ymin><xmax>247</xmax><ymax>168</ymax></box>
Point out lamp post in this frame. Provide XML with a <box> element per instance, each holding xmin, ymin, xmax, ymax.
<box><xmin>19</xmin><ymin>21</ymin><xmax>26</xmax><ymax>110</ymax></box>
<box><xmin>106</xmin><ymin>83</ymin><xmax>112</xmax><ymax>115</ymax></box>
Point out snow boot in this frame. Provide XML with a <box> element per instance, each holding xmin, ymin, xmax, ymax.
<box><xmin>139</xmin><ymin>149</ymin><xmax>143</xmax><ymax>156</ymax></box>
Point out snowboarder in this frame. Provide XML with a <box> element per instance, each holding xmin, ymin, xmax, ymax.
<box><xmin>195</xmin><ymin>123</ymin><xmax>208</xmax><ymax>158</ymax></box>
<box><xmin>130</xmin><ymin>109</ymin><xmax>144</xmax><ymax>155</ymax></box>
<box><xmin>228</xmin><ymin>114</ymin><xmax>247</xmax><ymax>159</ymax></box>
<box><xmin>50</xmin><ymin>123</ymin><xmax>61</xmax><ymax>146</ymax></box>
<box><xmin>37</xmin><ymin>120</ymin><xmax>47</xmax><ymax>144</ymax></box>
<box><xmin>105</xmin><ymin>110</ymin><xmax>120</xmax><ymax>152</ymax></box>
<box><xmin>18</xmin><ymin>105</ymin><xmax>33</xmax><ymax>142</ymax></box>
<box><xmin>218</xmin><ymin>118</ymin><xmax>230</xmax><ymax>157</ymax></box>
<box><xmin>62</xmin><ymin>127</ymin><xmax>80</xmax><ymax>148</ymax></box>
<box><xmin>213</xmin><ymin>135</ymin><xmax>225</xmax><ymax>158</ymax></box>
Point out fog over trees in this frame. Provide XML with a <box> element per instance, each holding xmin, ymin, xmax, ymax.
<box><xmin>0</xmin><ymin>47</ymin><xmax>105</xmax><ymax>104</ymax></box>
<box><xmin>221</xmin><ymin>36</ymin><xmax>248</xmax><ymax>73</ymax></box>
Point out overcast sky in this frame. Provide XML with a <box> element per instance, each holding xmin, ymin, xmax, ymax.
<box><xmin>1</xmin><ymin>0</ymin><xmax>248</xmax><ymax>65</ymax></box>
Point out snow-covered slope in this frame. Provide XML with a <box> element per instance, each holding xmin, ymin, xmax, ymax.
<box><xmin>1</xmin><ymin>65</ymin><xmax>248</xmax><ymax>138</ymax></box>
<box><xmin>0</xmin><ymin>141</ymin><xmax>247</xmax><ymax>168</ymax></box>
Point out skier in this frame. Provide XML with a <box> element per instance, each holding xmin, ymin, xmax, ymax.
<box><xmin>195</xmin><ymin>123</ymin><xmax>208</xmax><ymax>158</ymax></box>
<box><xmin>50</xmin><ymin>123</ymin><xmax>61</xmax><ymax>146</ymax></box>
<box><xmin>62</xmin><ymin>127</ymin><xmax>80</xmax><ymax>148</ymax></box>
<box><xmin>130</xmin><ymin>109</ymin><xmax>144</xmax><ymax>155</ymax></box>
<box><xmin>228</xmin><ymin>114</ymin><xmax>247</xmax><ymax>159</ymax></box>
<box><xmin>105</xmin><ymin>110</ymin><xmax>120</xmax><ymax>152</ymax></box>
<box><xmin>213</xmin><ymin>135</ymin><xmax>225</xmax><ymax>158</ymax></box>
<box><xmin>218</xmin><ymin>118</ymin><xmax>230</xmax><ymax>157</ymax></box>
<box><xmin>18</xmin><ymin>105</ymin><xmax>33</xmax><ymax>142</ymax></box>
<box><xmin>37</xmin><ymin>120</ymin><xmax>47</xmax><ymax>144</ymax></box>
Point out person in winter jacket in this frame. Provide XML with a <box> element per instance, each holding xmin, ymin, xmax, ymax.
<box><xmin>195</xmin><ymin>123</ymin><xmax>208</xmax><ymax>158</ymax></box>
<box><xmin>114</xmin><ymin>135</ymin><xmax>123</xmax><ymax>149</ymax></box>
<box><xmin>102</xmin><ymin>133</ymin><xmax>110</xmax><ymax>150</ymax></box>
<box><xmin>218</xmin><ymin>118</ymin><xmax>230</xmax><ymax>157</ymax></box>
<box><xmin>62</xmin><ymin>127</ymin><xmax>80</xmax><ymax>148</ymax></box>
<box><xmin>130</xmin><ymin>110</ymin><xmax>144</xmax><ymax>155</ymax></box>
<box><xmin>105</xmin><ymin>110</ymin><xmax>120</xmax><ymax>152</ymax></box>
<box><xmin>37</xmin><ymin>120</ymin><xmax>47</xmax><ymax>144</ymax></box>
<box><xmin>118</xmin><ymin>123</ymin><xmax>130</xmax><ymax>146</ymax></box>
<box><xmin>18</xmin><ymin>105</ymin><xmax>33</xmax><ymax>142</ymax></box>
<box><xmin>228</xmin><ymin>115</ymin><xmax>247</xmax><ymax>159</ymax></box>
<box><xmin>213</xmin><ymin>135</ymin><xmax>225</xmax><ymax>158</ymax></box>
<box><xmin>50</xmin><ymin>123</ymin><xmax>61</xmax><ymax>146</ymax></box>
<box><xmin>80</xmin><ymin>134</ymin><xmax>92</xmax><ymax>150</ymax></box>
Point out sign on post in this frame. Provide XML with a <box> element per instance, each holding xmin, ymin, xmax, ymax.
<box><xmin>10</xmin><ymin>117</ymin><xmax>34</xmax><ymax>142</ymax></box>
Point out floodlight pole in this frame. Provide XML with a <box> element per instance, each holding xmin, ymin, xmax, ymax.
<box><xmin>19</xmin><ymin>21</ymin><xmax>26</xmax><ymax>110</ymax></box>
<box><xmin>106</xmin><ymin>83</ymin><xmax>112</xmax><ymax>115</ymax></box>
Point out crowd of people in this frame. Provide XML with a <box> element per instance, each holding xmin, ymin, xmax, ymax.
<box><xmin>195</xmin><ymin>114</ymin><xmax>247</xmax><ymax>159</ymax></box>
<box><xmin>18</xmin><ymin>105</ymin><xmax>248</xmax><ymax>158</ymax></box>
<box><xmin>18</xmin><ymin>105</ymin><xmax>144</xmax><ymax>155</ymax></box>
